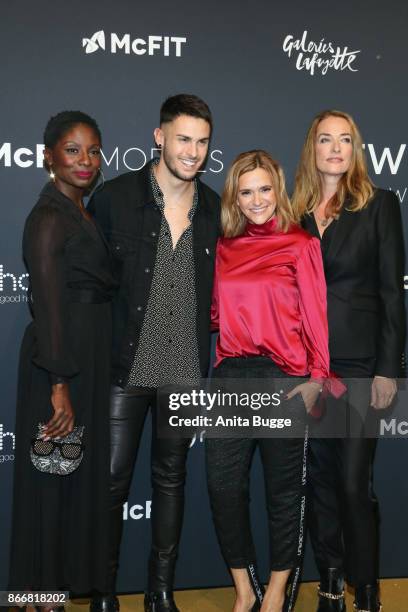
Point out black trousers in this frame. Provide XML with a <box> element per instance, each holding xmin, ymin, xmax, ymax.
<box><xmin>109</xmin><ymin>385</ymin><xmax>190</xmax><ymax>592</ymax></box>
<box><xmin>308</xmin><ymin>358</ymin><xmax>379</xmax><ymax>587</ymax></box>
<box><xmin>205</xmin><ymin>357</ymin><xmax>308</xmax><ymax>610</ymax></box>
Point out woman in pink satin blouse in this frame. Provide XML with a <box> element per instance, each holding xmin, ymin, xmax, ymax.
<box><xmin>206</xmin><ymin>150</ymin><xmax>334</xmax><ymax>612</ymax></box>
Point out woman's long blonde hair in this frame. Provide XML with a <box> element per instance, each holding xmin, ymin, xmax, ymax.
<box><xmin>221</xmin><ymin>150</ymin><xmax>296</xmax><ymax>237</ymax></box>
<box><xmin>291</xmin><ymin>110</ymin><xmax>375</xmax><ymax>219</ymax></box>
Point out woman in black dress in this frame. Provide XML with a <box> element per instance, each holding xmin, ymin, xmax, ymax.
<box><xmin>9</xmin><ymin>111</ymin><xmax>116</xmax><ymax>608</ymax></box>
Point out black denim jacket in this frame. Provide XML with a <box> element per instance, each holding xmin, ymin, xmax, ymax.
<box><xmin>88</xmin><ymin>161</ymin><xmax>220</xmax><ymax>386</ymax></box>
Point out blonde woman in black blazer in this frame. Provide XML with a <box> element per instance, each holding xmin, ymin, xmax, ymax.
<box><xmin>292</xmin><ymin>110</ymin><xmax>405</xmax><ymax>612</ymax></box>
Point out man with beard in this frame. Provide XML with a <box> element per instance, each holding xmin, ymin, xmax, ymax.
<box><xmin>89</xmin><ymin>94</ymin><xmax>220</xmax><ymax>612</ymax></box>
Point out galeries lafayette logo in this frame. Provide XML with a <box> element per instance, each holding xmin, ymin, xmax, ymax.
<box><xmin>282</xmin><ymin>30</ymin><xmax>361</xmax><ymax>76</ymax></box>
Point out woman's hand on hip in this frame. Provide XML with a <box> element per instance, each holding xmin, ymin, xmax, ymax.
<box><xmin>286</xmin><ymin>381</ymin><xmax>322</xmax><ymax>413</ymax></box>
<box><xmin>43</xmin><ymin>383</ymin><xmax>75</xmax><ymax>439</ymax></box>
<box><xmin>371</xmin><ymin>376</ymin><xmax>397</xmax><ymax>410</ymax></box>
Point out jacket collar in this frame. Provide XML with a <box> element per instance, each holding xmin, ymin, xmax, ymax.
<box><xmin>324</xmin><ymin>197</ymin><xmax>355</xmax><ymax>264</ymax></box>
<box><xmin>303</xmin><ymin>195</ymin><xmax>356</xmax><ymax>266</ymax></box>
<box><xmin>132</xmin><ymin>158</ymin><xmax>211</xmax><ymax>214</ymax></box>
<box><xmin>129</xmin><ymin>160</ymin><xmax>155</xmax><ymax>207</ymax></box>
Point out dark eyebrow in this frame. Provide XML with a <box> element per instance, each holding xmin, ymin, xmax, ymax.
<box><xmin>176</xmin><ymin>134</ymin><xmax>210</xmax><ymax>141</ymax></box>
<box><xmin>62</xmin><ymin>140</ymin><xmax>100</xmax><ymax>147</ymax></box>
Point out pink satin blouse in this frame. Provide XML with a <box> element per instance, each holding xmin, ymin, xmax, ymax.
<box><xmin>211</xmin><ymin>216</ymin><xmax>330</xmax><ymax>381</ymax></box>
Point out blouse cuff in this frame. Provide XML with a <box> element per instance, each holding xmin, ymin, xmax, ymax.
<box><xmin>323</xmin><ymin>372</ymin><xmax>347</xmax><ymax>399</ymax></box>
<box><xmin>309</xmin><ymin>367</ymin><xmax>327</xmax><ymax>382</ymax></box>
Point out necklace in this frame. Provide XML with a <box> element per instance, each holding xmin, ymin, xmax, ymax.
<box><xmin>314</xmin><ymin>210</ymin><xmax>332</xmax><ymax>228</ymax></box>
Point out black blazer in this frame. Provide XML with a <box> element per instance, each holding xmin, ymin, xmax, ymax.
<box><xmin>303</xmin><ymin>189</ymin><xmax>405</xmax><ymax>378</ymax></box>
<box><xmin>88</xmin><ymin>161</ymin><xmax>220</xmax><ymax>385</ymax></box>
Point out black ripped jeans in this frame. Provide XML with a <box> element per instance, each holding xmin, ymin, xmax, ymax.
<box><xmin>108</xmin><ymin>385</ymin><xmax>190</xmax><ymax>592</ymax></box>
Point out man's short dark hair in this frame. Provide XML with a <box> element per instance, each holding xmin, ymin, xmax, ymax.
<box><xmin>160</xmin><ymin>94</ymin><xmax>213</xmax><ymax>132</ymax></box>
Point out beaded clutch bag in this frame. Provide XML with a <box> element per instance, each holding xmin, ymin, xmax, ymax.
<box><xmin>30</xmin><ymin>423</ymin><xmax>85</xmax><ymax>476</ymax></box>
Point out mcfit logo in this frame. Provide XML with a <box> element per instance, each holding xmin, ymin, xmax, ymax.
<box><xmin>82</xmin><ymin>30</ymin><xmax>187</xmax><ymax>57</ymax></box>
<box><xmin>83</xmin><ymin>30</ymin><xmax>106</xmax><ymax>53</ymax></box>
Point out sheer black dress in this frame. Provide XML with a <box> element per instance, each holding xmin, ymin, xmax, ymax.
<box><xmin>9</xmin><ymin>182</ymin><xmax>116</xmax><ymax>594</ymax></box>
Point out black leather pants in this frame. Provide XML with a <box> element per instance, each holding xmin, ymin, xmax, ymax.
<box><xmin>308</xmin><ymin>434</ymin><xmax>378</xmax><ymax>586</ymax></box>
<box><xmin>308</xmin><ymin>358</ymin><xmax>380</xmax><ymax>587</ymax></box>
<box><xmin>109</xmin><ymin>385</ymin><xmax>190</xmax><ymax>592</ymax></box>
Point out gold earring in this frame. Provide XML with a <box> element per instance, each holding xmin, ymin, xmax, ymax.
<box><xmin>49</xmin><ymin>167</ymin><xmax>55</xmax><ymax>181</ymax></box>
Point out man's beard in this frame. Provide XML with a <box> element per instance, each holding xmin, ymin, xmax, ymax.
<box><xmin>161</xmin><ymin>147</ymin><xmax>202</xmax><ymax>182</ymax></box>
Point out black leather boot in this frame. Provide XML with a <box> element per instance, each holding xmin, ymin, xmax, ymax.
<box><xmin>89</xmin><ymin>595</ymin><xmax>120</xmax><ymax>612</ymax></box>
<box><xmin>144</xmin><ymin>591</ymin><xmax>180</xmax><ymax>612</ymax></box>
<box><xmin>317</xmin><ymin>568</ymin><xmax>346</xmax><ymax>611</ymax></box>
<box><xmin>353</xmin><ymin>584</ymin><xmax>382</xmax><ymax>611</ymax></box>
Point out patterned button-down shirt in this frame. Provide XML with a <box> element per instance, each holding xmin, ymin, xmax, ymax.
<box><xmin>127</xmin><ymin>159</ymin><xmax>201</xmax><ymax>388</ymax></box>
